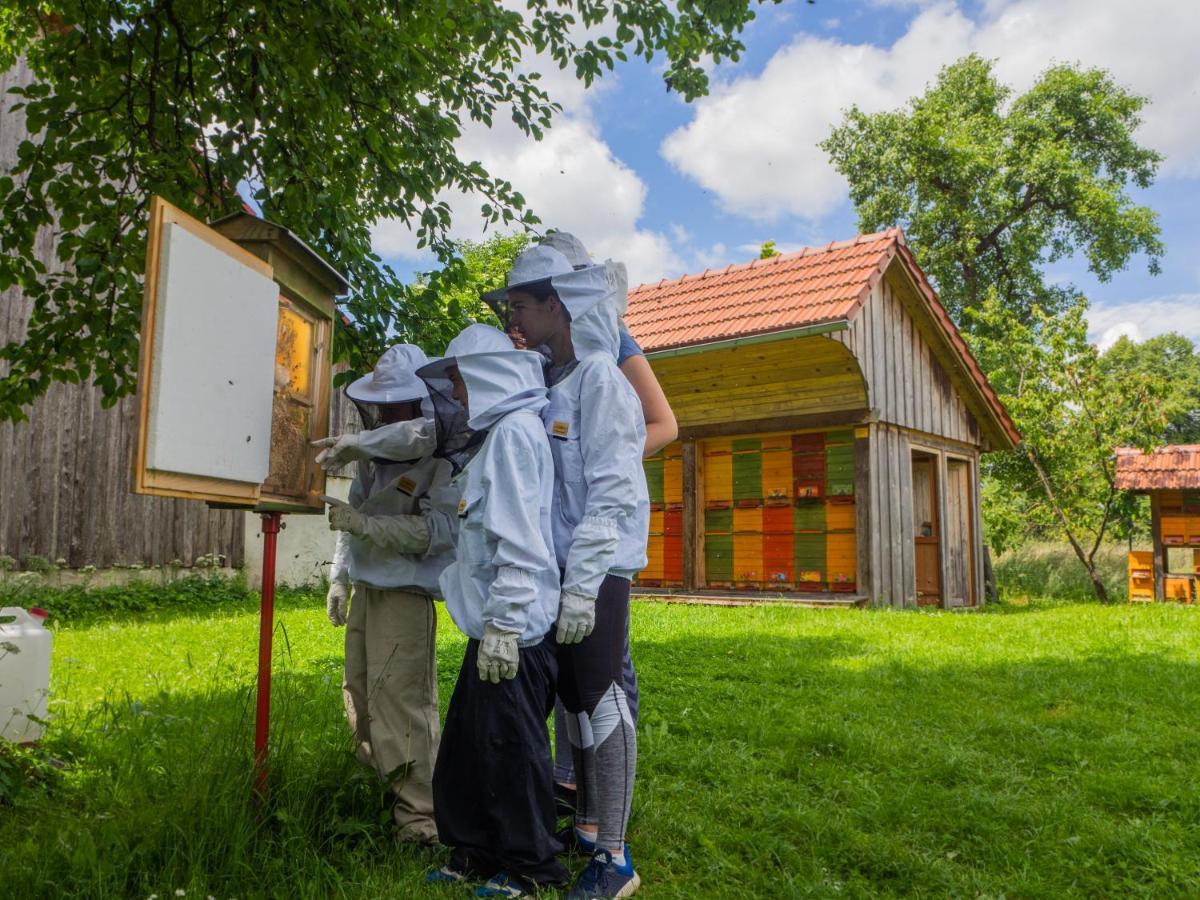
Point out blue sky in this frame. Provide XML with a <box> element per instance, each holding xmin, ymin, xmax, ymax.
<box><xmin>372</xmin><ymin>0</ymin><xmax>1200</xmax><ymax>349</ymax></box>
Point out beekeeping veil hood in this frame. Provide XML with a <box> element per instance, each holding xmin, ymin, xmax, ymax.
<box><xmin>416</xmin><ymin>324</ymin><xmax>548</xmax><ymax>473</ymax></box>
<box><xmin>344</xmin><ymin>343</ymin><xmax>431</xmax><ymax>432</ymax></box>
<box><xmin>484</xmin><ymin>240</ymin><xmax>626</xmax><ymax>360</ymax></box>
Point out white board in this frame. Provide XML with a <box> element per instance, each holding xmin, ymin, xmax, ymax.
<box><xmin>144</xmin><ymin>221</ymin><xmax>279</xmax><ymax>484</ymax></box>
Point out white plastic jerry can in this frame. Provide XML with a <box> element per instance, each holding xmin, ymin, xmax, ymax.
<box><xmin>0</xmin><ymin>607</ymin><xmax>52</xmax><ymax>743</ymax></box>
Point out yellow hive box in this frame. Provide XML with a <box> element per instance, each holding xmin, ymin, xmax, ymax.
<box><xmin>733</xmin><ymin>506</ymin><xmax>764</xmax><ymax>534</ymax></box>
<box><xmin>663</xmin><ymin>456</ymin><xmax>684</xmax><ymax>505</ymax></box>
<box><xmin>760</xmin><ymin>435</ymin><xmax>792</xmax><ymax>452</ymax></box>
<box><xmin>760</xmin><ymin>449</ymin><xmax>792</xmax><ymax>503</ymax></box>
<box><xmin>642</xmin><ymin>535</ymin><xmax>665</xmax><ymax>582</ymax></box>
<box><xmin>826</xmin><ymin>532</ymin><xmax>857</xmax><ymax>582</ymax></box>
<box><xmin>704</xmin><ymin>453</ymin><xmax>733</xmax><ymax>502</ymax></box>
<box><xmin>704</xmin><ymin>437</ymin><xmax>734</xmax><ymax>457</ymax></box>
<box><xmin>733</xmin><ymin>533</ymin><xmax>763</xmax><ymax>584</ymax></box>
<box><xmin>1165</xmin><ymin>577</ymin><xmax>1194</xmax><ymax>603</ymax></box>
<box><xmin>1162</xmin><ymin>517</ymin><xmax>1187</xmax><ymax>545</ymax></box>
<box><xmin>825</xmin><ymin>501</ymin><xmax>856</xmax><ymax>532</ymax></box>
<box><xmin>648</xmin><ymin>509</ymin><xmax>665</xmax><ymax>537</ymax></box>
<box><xmin>1128</xmin><ymin>549</ymin><xmax>1154</xmax><ymax>602</ymax></box>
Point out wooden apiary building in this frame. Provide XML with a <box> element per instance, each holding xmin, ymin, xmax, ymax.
<box><xmin>625</xmin><ymin>229</ymin><xmax>1020</xmax><ymax>608</ymax></box>
<box><xmin>1115</xmin><ymin>445</ymin><xmax>1200</xmax><ymax>603</ymax></box>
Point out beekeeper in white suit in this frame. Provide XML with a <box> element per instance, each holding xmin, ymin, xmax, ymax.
<box><xmin>489</xmin><ymin>244</ymin><xmax>649</xmax><ymax>899</ymax></box>
<box><xmin>417</xmin><ymin>323</ymin><xmax>568</xmax><ymax>896</ymax></box>
<box><xmin>318</xmin><ymin>343</ymin><xmax>458</xmax><ymax>845</ymax></box>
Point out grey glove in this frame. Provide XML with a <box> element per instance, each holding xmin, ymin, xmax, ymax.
<box><xmin>322</xmin><ymin>495</ymin><xmax>366</xmax><ymax>536</ymax></box>
<box><xmin>477</xmin><ymin>622</ymin><xmax>520</xmax><ymax>683</ymax></box>
<box><xmin>326</xmin><ymin>581</ymin><xmax>349</xmax><ymax>627</ymax></box>
<box><xmin>311</xmin><ymin>433</ymin><xmax>368</xmax><ymax>470</ymax></box>
<box><xmin>361</xmin><ymin>514</ymin><xmax>431</xmax><ymax>555</ymax></box>
<box><xmin>555</xmin><ymin>590</ymin><xmax>596</xmax><ymax>645</ymax></box>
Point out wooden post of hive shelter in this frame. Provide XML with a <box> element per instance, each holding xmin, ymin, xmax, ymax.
<box><xmin>1150</xmin><ymin>492</ymin><xmax>1165</xmax><ymax>602</ymax></box>
<box><xmin>682</xmin><ymin>439</ymin><xmax>698</xmax><ymax>591</ymax></box>
<box><xmin>854</xmin><ymin>427</ymin><xmax>871</xmax><ymax>600</ymax></box>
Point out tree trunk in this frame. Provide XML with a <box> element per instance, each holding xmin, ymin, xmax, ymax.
<box><xmin>982</xmin><ymin>544</ymin><xmax>999</xmax><ymax>604</ymax></box>
<box><xmin>1023</xmin><ymin>444</ymin><xmax>1113</xmax><ymax>603</ymax></box>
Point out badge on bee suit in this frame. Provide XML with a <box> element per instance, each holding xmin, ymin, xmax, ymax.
<box><xmin>396</xmin><ymin>475</ymin><xmax>417</xmax><ymax>496</ymax></box>
<box><xmin>551</xmin><ymin>420</ymin><xmax>570</xmax><ymax>440</ymax></box>
<box><xmin>457</xmin><ymin>498</ymin><xmax>468</xmax><ymax>518</ymax></box>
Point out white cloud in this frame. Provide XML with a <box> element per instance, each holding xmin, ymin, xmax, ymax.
<box><xmin>1088</xmin><ymin>294</ymin><xmax>1200</xmax><ymax>350</ymax></box>
<box><xmin>370</xmin><ymin>113</ymin><xmax>683</xmax><ymax>284</ymax></box>
<box><xmin>370</xmin><ymin>8</ymin><xmax>681</xmax><ymax>285</ymax></box>
<box><xmin>662</xmin><ymin>0</ymin><xmax>1200</xmax><ymax>222</ymax></box>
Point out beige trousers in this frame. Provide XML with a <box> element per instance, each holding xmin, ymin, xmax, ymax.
<box><xmin>343</xmin><ymin>585</ymin><xmax>440</xmax><ymax>842</ymax></box>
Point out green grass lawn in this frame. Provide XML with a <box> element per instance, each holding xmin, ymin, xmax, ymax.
<box><xmin>3</xmin><ymin>593</ymin><xmax>1200</xmax><ymax>898</ymax></box>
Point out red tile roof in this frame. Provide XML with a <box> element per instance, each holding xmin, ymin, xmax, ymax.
<box><xmin>1115</xmin><ymin>445</ymin><xmax>1200</xmax><ymax>491</ymax></box>
<box><xmin>626</xmin><ymin>228</ymin><xmax>1021</xmax><ymax>448</ymax></box>
<box><xmin>626</xmin><ymin>229</ymin><xmax>900</xmax><ymax>353</ymax></box>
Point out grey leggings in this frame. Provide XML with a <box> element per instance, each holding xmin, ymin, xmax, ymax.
<box><xmin>553</xmin><ymin>606</ymin><xmax>638</xmax><ymax>784</ymax></box>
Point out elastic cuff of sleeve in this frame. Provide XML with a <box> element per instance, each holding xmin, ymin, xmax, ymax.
<box><xmin>578</xmin><ymin>515</ymin><xmax>619</xmax><ymax>538</ymax></box>
<box><xmin>494</xmin><ymin>565</ymin><xmax>537</xmax><ymax>593</ymax></box>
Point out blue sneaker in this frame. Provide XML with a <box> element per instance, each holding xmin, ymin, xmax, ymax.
<box><xmin>475</xmin><ymin>871</ymin><xmax>536</xmax><ymax>897</ymax></box>
<box><xmin>566</xmin><ymin>848</ymin><xmax>640</xmax><ymax>898</ymax></box>
<box><xmin>425</xmin><ymin>865</ymin><xmax>468</xmax><ymax>885</ymax></box>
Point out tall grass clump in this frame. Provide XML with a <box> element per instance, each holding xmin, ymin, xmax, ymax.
<box><xmin>993</xmin><ymin>542</ymin><xmax>1132</xmax><ymax>603</ymax></box>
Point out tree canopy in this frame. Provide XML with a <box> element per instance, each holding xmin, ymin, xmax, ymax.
<box><xmin>822</xmin><ymin>54</ymin><xmax>1183</xmax><ymax>601</ymax></box>
<box><xmin>822</xmin><ymin>54</ymin><xmax>1164</xmax><ymax>326</ymax></box>
<box><xmin>0</xmin><ymin>1</ymin><xmax>779</xmax><ymax>420</ymax></box>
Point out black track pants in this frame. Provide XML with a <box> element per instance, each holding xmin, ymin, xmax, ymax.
<box><xmin>433</xmin><ymin>635</ymin><xmax>569</xmax><ymax>886</ymax></box>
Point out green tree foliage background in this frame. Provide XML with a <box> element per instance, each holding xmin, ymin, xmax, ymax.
<box><xmin>824</xmin><ymin>54</ymin><xmax>1194</xmax><ymax>600</ymax></box>
<box><xmin>0</xmin><ymin>1</ymin><xmax>779</xmax><ymax>420</ymax></box>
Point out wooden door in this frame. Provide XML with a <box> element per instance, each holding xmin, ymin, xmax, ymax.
<box><xmin>944</xmin><ymin>459</ymin><xmax>974</xmax><ymax>607</ymax></box>
<box><xmin>912</xmin><ymin>455</ymin><xmax>940</xmax><ymax>604</ymax></box>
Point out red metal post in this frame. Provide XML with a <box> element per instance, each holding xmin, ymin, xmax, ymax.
<box><xmin>254</xmin><ymin>511</ymin><xmax>282</xmax><ymax>798</ymax></box>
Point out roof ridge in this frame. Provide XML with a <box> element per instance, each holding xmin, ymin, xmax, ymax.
<box><xmin>629</xmin><ymin>227</ymin><xmax>905</xmax><ymax>294</ymax></box>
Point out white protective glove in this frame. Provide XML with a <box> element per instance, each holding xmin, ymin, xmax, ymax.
<box><xmin>555</xmin><ymin>590</ymin><xmax>596</xmax><ymax>645</ymax></box>
<box><xmin>326</xmin><ymin>581</ymin><xmax>349</xmax><ymax>626</ymax></box>
<box><xmin>321</xmin><ymin>494</ymin><xmax>367</xmax><ymax>536</ymax></box>
<box><xmin>477</xmin><ymin>622</ymin><xmax>520</xmax><ymax>684</ymax></box>
<box><xmin>311</xmin><ymin>433</ymin><xmax>368</xmax><ymax>470</ymax></box>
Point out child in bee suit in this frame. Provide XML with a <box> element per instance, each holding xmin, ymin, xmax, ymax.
<box><xmin>417</xmin><ymin>323</ymin><xmax>569</xmax><ymax>897</ymax></box>
<box><xmin>321</xmin><ymin>343</ymin><xmax>459</xmax><ymax>845</ymax></box>
<box><xmin>489</xmin><ymin>244</ymin><xmax>649</xmax><ymax>899</ymax></box>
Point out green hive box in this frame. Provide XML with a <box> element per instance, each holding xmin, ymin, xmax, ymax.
<box><xmin>644</xmin><ymin>457</ymin><xmax>664</xmax><ymax>504</ymax></box>
<box><xmin>793</xmin><ymin>501</ymin><xmax>826</xmax><ymax>531</ymax></box>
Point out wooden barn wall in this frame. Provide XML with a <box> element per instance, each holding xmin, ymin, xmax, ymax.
<box><xmin>0</xmin><ymin>59</ymin><xmax>245</xmax><ymax>569</ymax></box>
<box><xmin>863</xmin><ymin>423</ymin><xmax>917</xmax><ymax>608</ymax></box>
<box><xmin>834</xmin><ymin>268</ymin><xmax>983</xmax><ymax>448</ymax></box>
<box><xmin>648</xmin><ymin>334</ymin><xmax>868</xmax><ymax>431</ymax></box>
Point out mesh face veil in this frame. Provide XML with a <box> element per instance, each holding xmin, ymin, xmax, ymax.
<box><xmin>420</xmin><ymin>370</ymin><xmax>486</xmax><ymax>476</ymax></box>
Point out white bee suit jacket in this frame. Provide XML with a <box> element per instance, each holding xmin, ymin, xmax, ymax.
<box><xmin>425</xmin><ymin>325</ymin><xmax>561</xmax><ymax>646</ymax></box>
<box><xmin>544</xmin><ymin>262</ymin><xmax>650</xmax><ymax>599</ymax></box>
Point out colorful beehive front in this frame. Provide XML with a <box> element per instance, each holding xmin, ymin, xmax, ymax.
<box><xmin>638</xmin><ymin>442</ymin><xmax>685</xmax><ymax>588</ymax></box>
<box><xmin>704</xmin><ymin>429</ymin><xmax>857</xmax><ymax>592</ymax></box>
